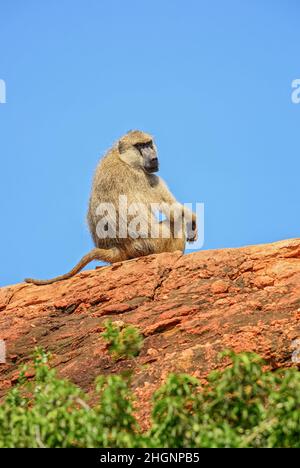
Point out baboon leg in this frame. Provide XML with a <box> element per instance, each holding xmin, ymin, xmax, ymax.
<box><xmin>161</xmin><ymin>236</ymin><xmax>185</xmax><ymax>253</ymax></box>
<box><xmin>157</xmin><ymin>220</ymin><xmax>185</xmax><ymax>253</ymax></box>
<box><xmin>25</xmin><ymin>247</ymin><xmax>124</xmax><ymax>285</ymax></box>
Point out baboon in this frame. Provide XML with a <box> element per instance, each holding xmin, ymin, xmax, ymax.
<box><xmin>25</xmin><ymin>130</ymin><xmax>197</xmax><ymax>285</ymax></box>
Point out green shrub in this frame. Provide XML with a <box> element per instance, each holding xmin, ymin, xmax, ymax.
<box><xmin>149</xmin><ymin>350</ymin><xmax>300</xmax><ymax>448</ymax></box>
<box><xmin>0</xmin><ymin>348</ymin><xmax>299</xmax><ymax>448</ymax></box>
<box><xmin>101</xmin><ymin>320</ymin><xmax>144</xmax><ymax>361</ymax></box>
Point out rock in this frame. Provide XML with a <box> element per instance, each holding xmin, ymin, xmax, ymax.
<box><xmin>0</xmin><ymin>238</ymin><xmax>300</xmax><ymax>426</ymax></box>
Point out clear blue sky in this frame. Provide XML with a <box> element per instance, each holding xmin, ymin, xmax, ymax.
<box><xmin>0</xmin><ymin>0</ymin><xmax>299</xmax><ymax>286</ymax></box>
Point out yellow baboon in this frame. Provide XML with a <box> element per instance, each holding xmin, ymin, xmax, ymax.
<box><xmin>25</xmin><ymin>130</ymin><xmax>197</xmax><ymax>285</ymax></box>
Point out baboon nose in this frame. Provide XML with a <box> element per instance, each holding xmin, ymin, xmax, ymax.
<box><xmin>146</xmin><ymin>157</ymin><xmax>159</xmax><ymax>173</ymax></box>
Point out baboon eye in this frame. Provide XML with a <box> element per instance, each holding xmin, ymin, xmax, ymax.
<box><xmin>134</xmin><ymin>143</ymin><xmax>144</xmax><ymax>155</ymax></box>
<box><xmin>135</xmin><ymin>141</ymin><xmax>153</xmax><ymax>151</ymax></box>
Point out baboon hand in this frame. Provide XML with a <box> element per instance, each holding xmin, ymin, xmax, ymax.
<box><xmin>186</xmin><ymin>220</ymin><xmax>197</xmax><ymax>243</ymax></box>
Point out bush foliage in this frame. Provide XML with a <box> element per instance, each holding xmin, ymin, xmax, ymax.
<box><xmin>101</xmin><ymin>320</ymin><xmax>144</xmax><ymax>361</ymax></box>
<box><xmin>0</xmin><ymin>348</ymin><xmax>299</xmax><ymax>448</ymax></box>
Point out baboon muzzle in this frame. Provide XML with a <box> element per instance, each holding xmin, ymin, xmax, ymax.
<box><xmin>142</xmin><ymin>147</ymin><xmax>159</xmax><ymax>173</ymax></box>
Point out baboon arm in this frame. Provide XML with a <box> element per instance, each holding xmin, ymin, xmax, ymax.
<box><xmin>157</xmin><ymin>178</ymin><xmax>197</xmax><ymax>222</ymax></box>
<box><xmin>25</xmin><ymin>247</ymin><xmax>122</xmax><ymax>285</ymax></box>
<box><xmin>157</xmin><ymin>178</ymin><xmax>197</xmax><ymax>241</ymax></box>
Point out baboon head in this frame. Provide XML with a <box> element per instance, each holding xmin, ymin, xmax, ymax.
<box><xmin>118</xmin><ymin>130</ymin><xmax>159</xmax><ymax>173</ymax></box>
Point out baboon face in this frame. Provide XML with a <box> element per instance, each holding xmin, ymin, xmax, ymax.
<box><xmin>134</xmin><ymin>140</ymin><xmax>159</xmax><ymax>173</ymax></box>
<box><xmin>118</xmin><ymin>130</ymin><xmax>159</xmax><ymax>174</ymax></box>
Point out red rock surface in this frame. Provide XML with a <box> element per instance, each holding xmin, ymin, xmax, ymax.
<box><xmin>1</xmin><ymin>238</ymin><xmax>300</xmax><ymax>423</ymax></box>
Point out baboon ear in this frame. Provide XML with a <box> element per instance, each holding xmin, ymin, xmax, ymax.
<box><xmin>118</xmin><ymin>141</ymin><xmax>126</xmax><ymax>154</ymax></box>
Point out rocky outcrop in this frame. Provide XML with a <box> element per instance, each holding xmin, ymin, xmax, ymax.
<box><xmin>1</xmin><ymin>238</ymin><xmax>300</xmax><ymax>423</ymax></box>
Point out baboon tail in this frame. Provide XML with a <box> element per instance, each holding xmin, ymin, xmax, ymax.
<box><xmin>24</xmin><ymin>247</ymin><xmax>121</xmax><ymax>286</ymax></box>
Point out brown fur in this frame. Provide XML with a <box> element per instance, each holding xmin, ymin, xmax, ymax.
<box><xmin>25</xmin><ymin>130</ymin><xmax>197</xmax><ymax>285</ymax></box>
